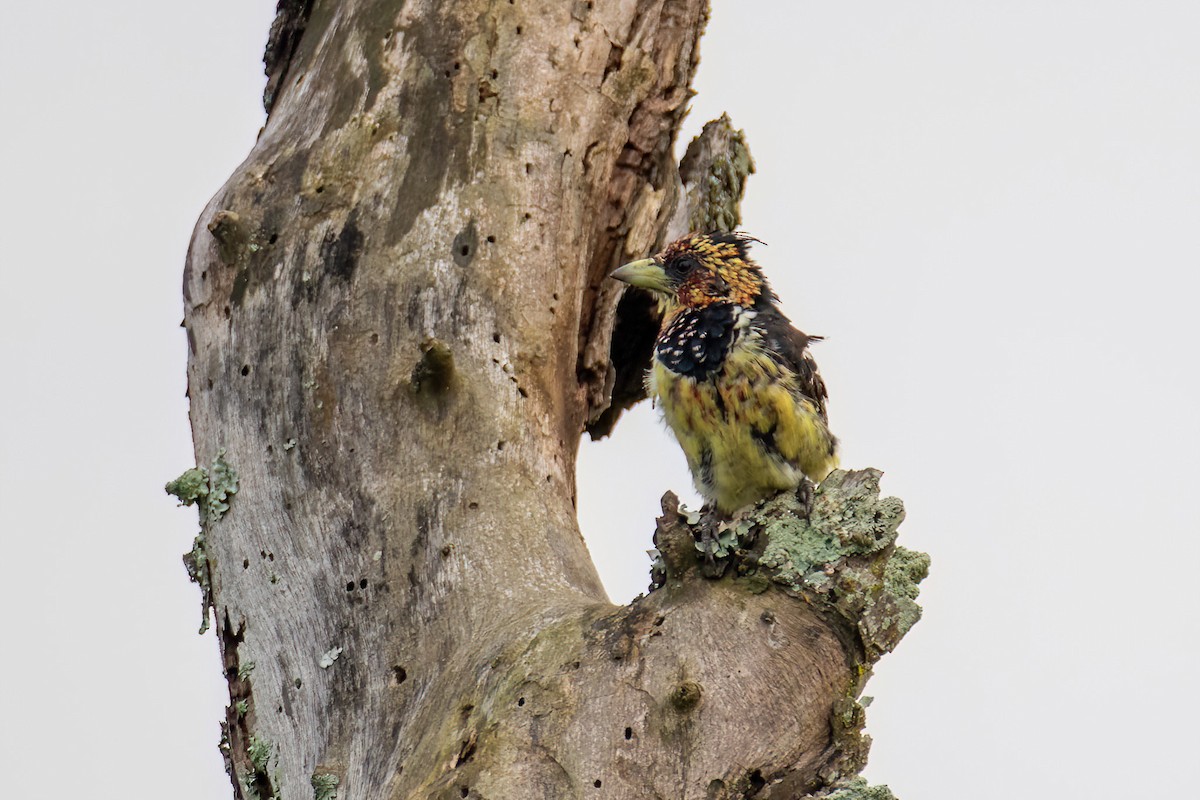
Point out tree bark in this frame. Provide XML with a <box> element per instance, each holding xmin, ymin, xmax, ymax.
<box><xmin>177</xmin><ymin>2</ymin><xmax>925</xmax><ymax>798</ymax></box>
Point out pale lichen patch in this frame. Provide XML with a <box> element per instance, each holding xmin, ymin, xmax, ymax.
<box><xmin>755</xmin><ymin>469</ymin><xmax>928</xmax><ymax>661</ymax></box>
<box><xmin>167</xmin><ymin>450</ymin><xmax>240</xmax><ymax>634</ymax></box>
<box><xmin>166</xmin><ymin>449</ymin><xmax>240</xmax><ymax>526</ymax></box>
<box><xmin>312</xmin><ymin>772</ymin><xmax>340</xmax><ymax>800</ymax></box>
<box><xmin>810</xmin><ymin>777</ymin><xmax>898</xmax><ymax>800</ymax></box>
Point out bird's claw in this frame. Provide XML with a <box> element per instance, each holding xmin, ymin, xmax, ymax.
<box><xmin>796</xmin><ymin>479</ymin><xmax>814</xmax><ymax>518</ymax></box>
<box><xmin>695</xmin><ymin>515</ymin><xmax>729</xmax><ymax>579</ymax></box>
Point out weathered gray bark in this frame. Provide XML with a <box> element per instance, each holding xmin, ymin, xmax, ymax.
<box><xmin>176</xmin><ymin>2</ymin><xmax>926</xmax><ymax>798</ymax></box>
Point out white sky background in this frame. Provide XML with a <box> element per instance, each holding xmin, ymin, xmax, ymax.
<box><xmin>1</xmin><ymin>1</ymin><xmax>1197</xmax><ymax>798</ymax></box>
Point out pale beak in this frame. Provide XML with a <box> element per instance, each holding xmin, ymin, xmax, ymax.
<box><xmin>610</xmin><ymin>258</ymin><xmax>670</xmax><ymax>292</ymax></box>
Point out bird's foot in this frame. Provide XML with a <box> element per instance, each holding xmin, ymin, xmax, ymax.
<box><xmin>795</xmin><ymin>479</ymin><xmax>815</xmax><ymax>518</ymax></box>
<box><xmin>686</xmin><ymin>504</ymin><xmax>760</xmax><ymax>579</ymax></box>
<box><xmin>695</xmin><ymin>515</ymin><xmax>729</xmax><ymax>578</ymax></box>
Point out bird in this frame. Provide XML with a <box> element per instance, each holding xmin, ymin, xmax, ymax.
<box><xmin>610</xmin><ymin>231</ymin><xmax>837</xmax><ymax>516</ymax></box>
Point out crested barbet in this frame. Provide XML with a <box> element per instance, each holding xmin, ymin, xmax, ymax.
<box><xmin>611</xmin><ymin>231</ymin><xmax>838</xmax><ymax>514</ymax></box>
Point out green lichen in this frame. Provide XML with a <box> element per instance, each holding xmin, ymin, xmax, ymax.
<box><xmin>759</xmin><ymin>470</ymin><xmax>904</xmax><ymax>586</ymax></box>
<box><xmin>238</xmin><ymin>661</ymin><xmax>257</xmax><ymax>680</ymax></box>
<box><xmin>165</xmin><ymin>467</ymin><xmax>208</xmax><ymax>505</ymax></box>
<box><xmin>235</xmin><ymin>700</ymin><xmax>249</xmax><ymax>718</ymax></box>
<box><xmin>821</xmin><ymin>694</ymin><xmax>871</xmax><ymax>785</ymax></box>
<box><xmin>165</xmin><ymin>449</ymin><xmax>239</xmax><ymax>526</ymax></box>
<box><xmin>814</xmin><ymin>777</ymin><xmax>898</xmax><ymax>800</ymax></box>
<box><xmin>182</xmin><ymin>534</ymin><xmax>212</xmax><ymax>634</ymax></box>
<box><xmin>755</xmin><ymin>469</ymin><xmax>929</xmax><ymax>661</ymax></box>
<box><xmin>168</xmin><ymin>450</ymin><xmax>239</xmax><ymax>635</ymax></box>
<box><xmin>312</xmin><ymin>772</ymin><xmax>340</xmax><ymax>800</ymax></box>
<box><xmin>205</xmin><ymin>451</ymin><xmax>239</xmax><ymax>523</ymax></box>
<box><xmin>247</xmin><ymin>735</ymin><xmax>272</xmax><ymax>774</ymax></box>
<box><xmin>241</xmin><ymin>734</ymin><xmax>278</xmax><ymax>800</ymax></box>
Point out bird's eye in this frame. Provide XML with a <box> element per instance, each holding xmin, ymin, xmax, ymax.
<box><xmin>667</xmin><ymin>256</ymin><xmax>698</xmax><ymax>278</ymax></box>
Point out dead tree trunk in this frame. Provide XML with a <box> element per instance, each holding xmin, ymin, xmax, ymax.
<box><xmin>175</xmin><ymin>2</ymin><xmax>926</xmax><ymax>798</ymax></box>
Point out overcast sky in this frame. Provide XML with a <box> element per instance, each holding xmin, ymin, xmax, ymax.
<box><xmin>2</xmin><ymin>2</ymin><xmax>1198</xmax><ymax>798</ymax></box>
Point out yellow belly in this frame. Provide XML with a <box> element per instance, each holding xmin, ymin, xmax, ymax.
<box><xmin>650</xmin><ymin>346</ymin><xmax>837</xmax><ymax>513</ymax></box>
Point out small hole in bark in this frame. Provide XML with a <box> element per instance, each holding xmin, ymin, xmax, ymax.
<box><xmin>241</xmin><ymin>364</ymin><xmax>251</xmax><ymax>376</ymax></box>
<box><xmin>243</xmin><ymin>559</ymin><xmax>249</xmax><ymax>570</ymax></box>
<box><xmin>748</xmin><ymin>770</ymin><xmax>766</xmax><ymax>792</ymax></box>
<box><xmin>223</xmin><ymin>306</ymin><xmax>231</xmax><ymax>319</ymax></box>
<box><xmin>524</xmin><ymin>163</ymin><xmax>532</xmax><ymax>174</ymax></box>
<box><xmin>346</xmin><ymin>581</ymin><xmax>355</xmax><ymax>592</ymax></box>
<box><xmin>497</xmin><ymin>441</ymin><xmax>505</xmax><ymax>451</ymax></box>
<box><xmin>295</xmin><ymin>677</ymin><xmax>302</xmax><ymax>688</ymax></box>
<box><xmin>523</xmin><ymin>212</ymin><xmax>531</xmax><ymax>219</ymax></box>
<box><xmin>486</xmin><ymin>235</ymin><xmax>495</xmax><ymax>243</ymax></box>
<box><xmin>515</xmin><ymin>25</ymin><xmax>522</xmax><ymax>34</ymax></box>
<box><xmin>370</xmin><ymin>332</ymin><xmax>379</xmax><ymax>344</ymax></box>
<box><xmin>201</xmin><ymin>271</ymin><xmax>207</xmax><ymax>281</ymax></box>
<box><xmin>624</xmin><ymin>726</ymin><xmax>632</xmax><ymax>740</ymax></box>
<box><xmin>492</xmin><ymin>332</ymin><xmax>500</xmax><ymax>343</ymax></box>
<box><xmin>460</xmin><ymin>244</ymin><xmax>470</xmax><ymax>257</ymax></box>
<box><xmin>468</xmin><ymin>502</ymin><xmax>479</xmax><ymax>509</ymax></box>
<box><xmin>545</xmin><ymin>475</ymin><xmax>552</xmax><ymax>483</ymax></box>
<box><xmin>460</xmin><ymin>788</ymin><xmax>469</xmax><ymax>798</ymax></box>
<box><xmin>359</xmin><ymin>578</ymin><xmax>368</xmax><ymax>589</ymax></box>
<box><xmin>277</xmin><ymin>705</ymin><xmax>283</xmax><ymax>713</ymax></box>
<box><xmin>594</xmin><ymin>779</ymin><xmax>602</xmax><ymax>788</ymax></box>
<box><xmin>572</xmin><ymin>661</ymin><xmax>581</xmax><ymax>670</ymax></box>
<box><xmin>207</xmin><ymin>378</ymin><xmax>213</xmax><ymax>390</ymax></box>
<box><xmin>654</xmin><ymin>615</ymin><xmax>665</xmax><ymax>627</ymax></box>
<box><xmin>517</xmin><ymin>387</ymin><xmax>528</xmax><ymax>398</ymax></box>
<box><xmin>517</xmin><ymin>697</ymin><xmax>525</xmax><ymax>707</ymax></box>
<box><xmin>490</xmin><ymin>69</ymin><xmax>498</xmax><ymax>79</ymax></box>
<box><xmin>315</xmin><ymin>185</ymin><xmax>324</xmax><ymax>194</ymax></box>
<box><xmin>268</xmin><ymin>233</ymin><xmax>278</xmax><ymax>244</ymax></box>
<box><xmin>392</xmin><ymin>665</ymin><xmax>407</xmax><ymax>684</ymax></box>
<box><xmin>266</xmin><ymin>444</ymin><xmax>273</xmax><ymax>454</ymax></box>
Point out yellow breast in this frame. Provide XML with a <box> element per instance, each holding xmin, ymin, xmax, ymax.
<box><xmin>650</xmin><ymin>342</ymin><xmax>837</xmax><ymax>513</ymax></box>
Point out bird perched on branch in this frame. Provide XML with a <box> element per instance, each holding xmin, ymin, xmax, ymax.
<box><xmin>611</xmin><ymin>231</ymin><xmax>837</xmax><ymax>515</ymax></box>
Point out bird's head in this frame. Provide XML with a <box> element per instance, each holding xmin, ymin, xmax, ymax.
<box><xmin>610</xmin><ymin>231</ymin><xmax>771</xmax><ymax>310</ymax></box>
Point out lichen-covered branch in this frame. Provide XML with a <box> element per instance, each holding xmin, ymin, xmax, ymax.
<box><xmin>648</xmin><ymin>470</ymin><xmax>929</xmax><ymax>796</ymax></box>
<box><xmin>166</xmin><ymin>450</ymin><xmax>239</xmax><ymax>634</ymax></box>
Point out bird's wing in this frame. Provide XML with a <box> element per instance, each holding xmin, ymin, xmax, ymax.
<box><xmin>754</xmin><ymin>304</ymin><xmax>830</xmax><ymax>421</ymax></box>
